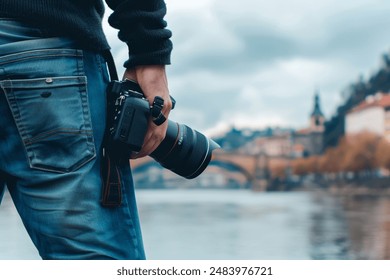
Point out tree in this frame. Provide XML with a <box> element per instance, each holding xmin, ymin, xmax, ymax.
<box><xmin>319</xmin><ymin>147</ymin><xmax>343</xmax><ymax>174</ymax></box>
<box><xmin>293</xmin><ymin>132</ymin><xmax>385</xmax><ymax>177</ymax></box>
<box><xmin>340</xmin><ymin>132</ymin><xmax>380</xmax><ymax>174</ymax></box>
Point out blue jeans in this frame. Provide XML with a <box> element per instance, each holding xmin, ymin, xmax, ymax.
<box><xmin>0</xmin><ymin>19</ymin><xmax>145</xmax><ymax>259</ymax></box>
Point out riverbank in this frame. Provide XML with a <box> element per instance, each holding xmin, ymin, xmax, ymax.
<box><xmin>305</xmin><ymin>177</ymin><xmax>390</xmax><ymax>197</ymax></box>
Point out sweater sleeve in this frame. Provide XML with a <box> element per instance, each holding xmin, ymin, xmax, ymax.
<box><xmin>105</xmin><ymin>0</ymin><xmax>173</xmax><ymax>68</ymax></box>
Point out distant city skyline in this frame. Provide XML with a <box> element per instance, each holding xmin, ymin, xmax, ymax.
<box><xmin>103</xmin><ymin>0</ymin><xmax>390</xmax><ymax>136</ymax></box>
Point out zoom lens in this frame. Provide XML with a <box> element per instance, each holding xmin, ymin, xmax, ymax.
<box><xmin>150</xmin><ymin>120</ymin><xmax>220</xmax><ymax>179</ymax></box>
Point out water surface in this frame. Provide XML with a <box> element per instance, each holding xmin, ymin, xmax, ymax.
<box><xmin>0</xmin><ymin>189</ymin><xmax>388</xmax><ymax>259</ymax></box>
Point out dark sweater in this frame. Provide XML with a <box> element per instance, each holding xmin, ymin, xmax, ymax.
<box><xmin>0</xmin><ymin>0</ymin><xmax>172</xmax><ymax>68</ymax></box>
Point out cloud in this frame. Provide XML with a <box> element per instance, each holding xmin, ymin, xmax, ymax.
<box><xmin>103</xmin><ymin>0</ymin><xmax>390</xmax><ymax>135</ymax></box>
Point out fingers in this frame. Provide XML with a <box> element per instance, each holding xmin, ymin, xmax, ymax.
<box><xmin>123</xmin><ymin>65</ymin><xmax>171</xmax><ymax>159</ymax></box>
<box><xmin>130</xmin><ymin>119</ymin><xmax>168</xmax><ymax>159</ymax></box>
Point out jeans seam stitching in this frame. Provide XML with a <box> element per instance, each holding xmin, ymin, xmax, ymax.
<box><xmin>0</xmin><ymin>53</ymin><xmax>82</xmax><ymax>66</ymax></box>
<box><xmin>24</xmin><ymin>128</ymin><xmax>94</xmax><ymax>144</ymax></box>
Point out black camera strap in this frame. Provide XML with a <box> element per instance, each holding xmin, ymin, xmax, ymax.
<box><xmin>151</xmin><ymin>96</ymin><xmax>166</xmax><ymax>126</ymax></box>
<box><xmin>101</xmin><ymin>50</ymin><xmax>122</xmax><ymax>207</ymax></box>
<box><xmin>104</xmin><ymin>50</ymin><xmax>119</xmax><ymax>81</ymax></box>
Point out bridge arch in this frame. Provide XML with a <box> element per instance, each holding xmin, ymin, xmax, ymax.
<box><xmin>208</xmin><ymin>160</ymin><xmax>254</xmax><ymax>182</ymax></box>
<box><xmin>131</xmin><ymin>158</ymin><xmax>255</xmax><ymax>183</ymax></box>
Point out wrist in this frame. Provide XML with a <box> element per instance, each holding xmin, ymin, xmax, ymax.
<box><xmin>123</xmin><ymin>66</ymin><xmax>171</xmax><ymax>110</ymax></box>
<box><xmin>123</xmin><ymin>68</ymin><xmax>137</xmax><ymax>81</ymax></box>
<box><xmin>123</xmin><ymin>65</ymin><xmax>168</xmax><ymax>94</ymax></box>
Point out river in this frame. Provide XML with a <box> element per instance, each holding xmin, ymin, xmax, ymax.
<box><xmin>1</xmin><ymin>188</ymin><xmax>389</xmax><ymax>260</ymax></box>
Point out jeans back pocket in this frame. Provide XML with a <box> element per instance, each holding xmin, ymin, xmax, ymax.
<box><xmin>1</xmin><ymin>76</ymin><xmax>96</xmax><ymax>173</ymax></box>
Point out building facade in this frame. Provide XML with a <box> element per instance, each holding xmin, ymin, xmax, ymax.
<box><xmin>345</xmin><ymin>93</ymin><xmax>390</xmax><ymax>141</ymax></box>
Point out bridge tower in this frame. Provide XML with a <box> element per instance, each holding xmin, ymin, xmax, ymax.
<box><xmin>252</xmin><ymin>151</ymin><xmax>270</xmax><ymax>191</ymax></box>
<box><xmin>310</xmin><ymin>92</ymin><xmax>325</xmax><ymax>133</ymax></box>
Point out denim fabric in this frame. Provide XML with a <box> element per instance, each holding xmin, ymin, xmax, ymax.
<box><xmin>0</xmin><ymin>20</ymin><xmax>145</xmax><ymax>259</ymax></box>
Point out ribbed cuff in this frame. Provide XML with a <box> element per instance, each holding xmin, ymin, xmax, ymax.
<box><xmin>123</xmin><ymin>39</ymin><xmax>172</xmax><ymax>68</ymax></box>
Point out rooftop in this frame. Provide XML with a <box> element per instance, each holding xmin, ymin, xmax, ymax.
<box><xmin>348</xmin><ymin>93</ymin><xmax>390</xmax><ymax>114</ymax></box>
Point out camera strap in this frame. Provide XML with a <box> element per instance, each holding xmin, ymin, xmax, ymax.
<box><xmin>100</xmin><ymin>50</ymin><xmax>122</xmax><ymax>207</ymax></box>
<box><xmin>100</xmin><ymin>151</ymin><xmax>122</xmax><ymax>207</ymax></box>
<box><xmin>104</xmin><ymin>50</ymin><xmax>119</xmax><ymax>81</ymax></box>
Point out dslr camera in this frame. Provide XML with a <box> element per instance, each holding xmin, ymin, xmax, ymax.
<box><xmin>107</xmin><ymin>79</ymin><xmax>219</xmax><ymax>179</ymax></box>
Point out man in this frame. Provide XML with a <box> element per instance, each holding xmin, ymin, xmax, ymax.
<box><xmin>0</xmin><ymin>0</ymin><xmax>172</xmax><ymax>259</ymax></box>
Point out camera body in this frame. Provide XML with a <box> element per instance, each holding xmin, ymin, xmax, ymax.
<box><xmin>107</xmin><ymin>79</ymin><xmax>219</xmax><ymax>179</ymax></box>
<box><xmin>109</xmin><ymin>80</ymin><xmax>150</xmax><ymax>153</ymax></box>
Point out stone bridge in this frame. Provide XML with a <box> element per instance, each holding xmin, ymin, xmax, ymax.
<box><xmin>130</xmin><ymin>150</ymin><xmax>288</xmax><ymax>190</ymax></box>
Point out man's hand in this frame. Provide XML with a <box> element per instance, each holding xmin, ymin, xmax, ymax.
<box><xmin>123</xmin><ymin>65</ymin><xmax>172</xmax><ymax>159</ymax></box>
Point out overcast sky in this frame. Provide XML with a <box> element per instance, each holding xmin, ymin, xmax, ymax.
<box><xmin>103</xmin><ymin>0</ymin><xmax>390</xmax><ymax>136</ymax></box>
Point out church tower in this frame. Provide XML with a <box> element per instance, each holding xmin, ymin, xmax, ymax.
<box><xmin>309</xmin><ymin>92</ymin><xmax>325</xmax><ymax>132</ymax></box>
